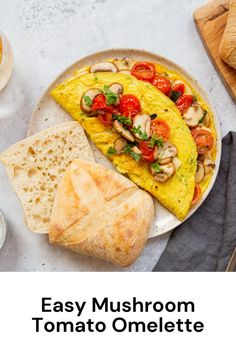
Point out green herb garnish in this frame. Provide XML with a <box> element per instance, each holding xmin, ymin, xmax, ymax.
<box><xmin>169</xmin><ymin>90</ymin><xmax>181</xmax><ymax>102</ymax></box>
<box><xmin>103</xmin><ymin>85</ymin><xmax>118</xmax><ymax>105</ymax></box>
<box><xmin>131</xmin><ymin>125</ymin><xmax>149</xmax><ymax>140</ymax></box>
<box><xmin>107</xmin><ymin>147</ymin><xmax>117</xmax><ymax>155</ymax></box>
<box><xmin>148</xmin><ymin>135</ymin><xmax>163</xmax><ymax>148</ymax></box>
<box><xmin>198</xmin><ymin>110</ymin><xmax>207</xmax><ymax>124</ymax></box>
<box><xmin>151</xmin><ymin>162</ymin><xmax>162</xmax><ymax>173</ymax></box>
<box><xmin>124</xmin><ymin>144</ymin><xmax>142</xmax><ymax>162</ymax></box>
<box><xmin>150</xmin><ymin>113</ymin><xmax>157</xmax><ymax>120</ymax></box>
<box><xmin>84</xmin><ymin>95</ymin><xmax>92</xmax><ymax>107</ymax></box>
<box><xmin>112</xmin><ymin>114</ymin><xmax>132</xmax><ymax>126</ymax></box>
<box><xmin>192</xmin><ymin>95</ymin><xmax>197</xmax><ymax>103</ymax></box>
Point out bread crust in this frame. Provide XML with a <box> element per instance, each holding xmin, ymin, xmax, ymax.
<box><xmin>49</xmin><ymin>159</ymin><xmax>155</xmax><ymax>267</ymax></box>
<box><xmin>0</xmin><ymin>122</ymin><xmax>94</xmax><ymax>233</ymax></box>
<box><xmin>219</xmin><ymin>0</ymin><xmax>236</xmax><ymax>69</ymax></box>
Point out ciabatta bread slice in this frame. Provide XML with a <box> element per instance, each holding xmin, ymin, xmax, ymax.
<box><xmin>219</xmin><ymin>0</ymin><xmax>236</xmax><ymax>69</ymax></box>
<box><xmin>0</xmin><ymin>122</ymin><xmax>94</xmax><ymax>233</ymax></box>
<box><xmin>49</xmin><ymin>159</ymin><xmax>154</xmax><ymax>267</ymax></box>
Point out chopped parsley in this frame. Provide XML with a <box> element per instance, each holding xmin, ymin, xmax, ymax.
<box><xmin>151</xmin><ymin>162</ymin><xmax>162</xmax><ymax>173</ymax></box>
<box><xmin>84</xmin><ymin>95</ymin><xmax>92</xmax><ymax>107</ymax></box>
<box><xmin>112</xmin><ymin>114</ymin><xmax>132</xmax><ymax>126</ymax></box>
<box><xmin>150</xmin><ymin>113</ymin><xmax>157</xmax><ymax>120</ymax></box>
<box><xmin>169</xmin><ymin>90</ymin><xmax>181</xmax><ymax>102</ymax></box>
<box><xmin>103</xmin><ymin>85</ymin><xmax>118</xmax><ymax>105</ymax></box>
<box><xmin>148</xmin><ymin>135</ymin><xmax>163</xmax><ymax>148</ymax></box>
<box><xmin>192</xmin><ymin>95</ymin><xmax>197</xmax><ymax>103</ymax></box>
<box><xmin>124</xmin><ymin>144</ymin><xmax>142</xmax><ymax>162</ymax></box>
<box><xmin>131</xmin><ymin>125</ymin><xmax>149</xmax><ymax>140</ymax></box>
<box><xmin>107</xmin><ymin>146</ymin><xmax>117</xmax><ymax>155</ymax></box>
<box><xmin>198</xmin><ymin>110</ymin><xmax>207</xmax><ymax>124</ymax></box>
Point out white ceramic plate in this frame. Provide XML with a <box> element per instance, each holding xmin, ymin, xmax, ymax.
<box><xmin>28</xmin><ymin>49</ymin><xmax>221</xmax><ymax>238</ymax></box>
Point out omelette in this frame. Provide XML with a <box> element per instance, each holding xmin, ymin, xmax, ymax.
<box><xmin>51</xmin><ymin>72</ymin><xmax>199</xmax><ymax>220</ymax></box>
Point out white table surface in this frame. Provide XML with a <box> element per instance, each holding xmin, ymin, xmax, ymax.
<box><xmin>0</xmin><ymin>0</ymin><xmax>235</xmax><ymax>271</ymax></box>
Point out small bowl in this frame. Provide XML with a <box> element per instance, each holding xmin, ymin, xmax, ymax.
<box><xmin>0</xmin><ymin>31</ymin><xmax>13</xmax><ymax>92</ymax></box>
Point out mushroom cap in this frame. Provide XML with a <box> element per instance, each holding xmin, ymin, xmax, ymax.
<box><xmin>80</xmin><ymin>88</ymin><xmax>103</xmax><ymax>115</ymax></box>
<box><xmin>183</xmin><ymin>103</ymin><xmax>204</xmax><ymax>127</ymax></box>
<box><xmin>195</xmin><ymin>161</ymin><xmax>204</xmax><ymax>183</ymax></box>
<box><xmin>113</xmin><ymin>120</ymin><xmax>135</xmax><ymax>142</ymax></box>
<box><xmin>90</xmin><ymin>62</ymin><xmax>118</xmax><ymax>73</ymax></box>
<box><xmin>132</xmin><ymin>114</ymin><xmax>151</xmax><ymax>140</ymax></box>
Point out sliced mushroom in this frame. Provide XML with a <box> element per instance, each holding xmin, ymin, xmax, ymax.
<box><xmin>156</xmin><ymin>142</ymin><xmax>178</xmax><ymax>161</ymax></box>
<box><xmin>114</xmin><ymin>138</ymin><xmax>127</xmax><ymax>154</ymax></box>
<box><xmin>203</xmin><ymin>158</ymin><xmax>215</xmax><ymax>175</ymax></box>
<box><xmin>122</xmin><ymin>57</ymin><xmax>134</xmax><ymax>68</ymax></box>
<box><xmin>183</xmin><ymin>103</ymin><xmax>204</xmax><ymax>127</ymax></box>
<box><xmin>172</xmin><ymin>156</ymin><xmax>182</xmax><ymax>170</ymax></box>
<box><xmin>109</xmin><ymin>83</ymin><xmax>123</xmax><ymax>104</ymax></box>
<box><xmin>113</xmin><ymin>57</ymin><xmax>134</xmax><ymax>70</ymax></box>
<box><xmin>200</xmin><ymin>111</ymin><xmax>210</xmax><ymax>127</ymax></box>
<box><xmin>153</xmin><ymin>162</ymin><xmax>175</xmax><ymax>182</ymax></box>
<box><xmin>90</xmin><ymin>62</ymin><xmax>118</xmax><ymax>73</ymax></box>
<box><xmin>131</xmin><ymin>146</ymin><xmax>141</xmax><ymax>154</ymax></box>
<box><xmin>119</xmin><ymin>70</ymin><xmax>131</xmax><ymax>75</ymax></box>
<box><xmin>80</xmin><ymin>88</ymin><xmax>103</xmax><ymax>115</ymax></box>
<box><xmin>159</xmin><ymin>157</ymin><xmax>172</xmax><ymax>165</ymax></box>
<box><xmin>113</xmin><ymin>120</ymin><xmax>135</xmax><ymax>142</ymax></box>
<box><xmin>195</xmin><ymin>161</ymin><xmax>205</xmax><ymax>183</ymax></box>
<box><xmin>132</xmin><ymin>114</ymin><xmax>151</xmax><ymax>140</ymax></box>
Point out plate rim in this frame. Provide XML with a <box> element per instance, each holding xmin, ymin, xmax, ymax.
<box><xmin>28</xmin><ymin>47</ymin><xmax>222</xmax><ymax>237</ymax></box>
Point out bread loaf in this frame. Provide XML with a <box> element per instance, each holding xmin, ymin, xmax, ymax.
<box><xmin>219</xmin><ymin>0</ymin><xmax>236</xmax><ymax>69</ymax></box>
<box><xmin>49</xmin><ymin>159</ymin><xmax>155</xmax><ymax>266</ymax></box>
<box><xmin>0</xmin><ymin>122</ymin><xmax>94</xmax><ymax>233</ymax></box>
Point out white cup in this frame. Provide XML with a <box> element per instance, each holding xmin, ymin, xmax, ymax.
<box><xmin>0</xmin><ymin>31</ymin><xmax>13</xmax><ymax>92</ymax></box>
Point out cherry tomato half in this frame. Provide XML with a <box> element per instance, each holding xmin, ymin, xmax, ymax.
<box><xmin>176</xmin><ymin>94</ymin><xmax>193</xmax><ymax>115</ymax></box>
<box><xmin>131</xmin><ymin>62</ymin><xmax>156</xmax><ymax>82</ymax></box>
<box><xmin>152</xmin><ymin>75</ymin><xmax>172</xmax><ymax>96</ymax></box>
<box><xmin>91</xmin><ymin>94</ymin><xmax>113</xmax><ymax>113</ymax></box>
<box><xmin>172</xmin><ymin>83</ymin><xmax>185</xmax><ymax>96</ymax></box>
<box><xmin>97</xmin><ymin>112</ymin><xmax>113</xmax><ymax>127</ymax></box>
<box><xmin>139</xmin><ymin>141</ymin><xmax>156</xmax><ymax>163</ymax></box>
<box><xmin>118</xmin><ymin>94</ymin><xmax>141</xmax><ymax>117</ymax></box>
<box><xmin>191</xmin><ymin>184</ymin><xmax>202</xmax><ymax>206</ymax></box>
<box><xmin>150</xmin><ymin>119</ymin><xmax>170</xmax><ymax>141</ymax></box>
<box><xmin>192</xmin><ymin>128</ymin><xmax>214</xmax><ymax>155</ymax></box>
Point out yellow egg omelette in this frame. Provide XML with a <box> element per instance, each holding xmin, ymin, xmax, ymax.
<box><xmin>51</xmin><ymin>72</ymin><xmax>198</xmax><ymax>220</ymax></box>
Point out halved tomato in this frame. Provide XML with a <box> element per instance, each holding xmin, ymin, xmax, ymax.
<box><xmin>131</xmin><ymin>62</ymin><xmax>156</xmax><ymax>82</ymax></box>
<box><xmin>91</xmin><ymin>94</ymin><xmax>113</xmax><ymax>113</ymax></box>
<box><xmin>139</xmin><ymin>141</ymin><xmax>155</xmax><ymax>162</ymax></box>
<box><xmin>191</xmin><ymin>184</ymin><xmax>202</xmax><ymax>206</ymax></box>
<box><xmin>152</xmin><ymin>75</ymin><xmax>172</xmax><ymax>96</ymax></box>
<box><xmin>97</xmin><ymin>112</ymin><xmax>113</xmax><ymax>127</ymax></box>
<box><xmin>119</xmin><ymin>94</ymin><xmax>141</xmax><ymax>117</ymax></box>
<box><xmin>150</xmin><ymin>119</ymin><xmax>170</xmax><ymax>141</ymax></box>
<box><xmin>176</xmin><ymin>94</ymin><xmax>193</xmax><ymax>115</ymax></box>
<box><xmin>172</xmin><ymin>83</ymin><xmax>185</xmax><ymax>96</ymax></box>
<box><xmin>192</xmin><ymin>128</ymin><xmax>214</xmax><ymax>155</ymax></box>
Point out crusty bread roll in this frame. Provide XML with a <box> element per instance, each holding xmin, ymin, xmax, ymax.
<box><xmin>0</xmin><ymin>122</ymin><xmax>94</xmax><ymax>233</ymax></box>
<box><xmin>49</xmin><ymin>159</ymin><xmax>155</xmax><ymax>267</ymax></box>
<box><xmin>219</xmin><ymin>0</ymin><xmax>236</xmax><ymax>69</ymax></box>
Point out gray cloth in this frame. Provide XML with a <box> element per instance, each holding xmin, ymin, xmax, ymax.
<box><xmin>153</xmin><ymin>132</ymin><xmax>236</xmax><ymax>272</ymax></box>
